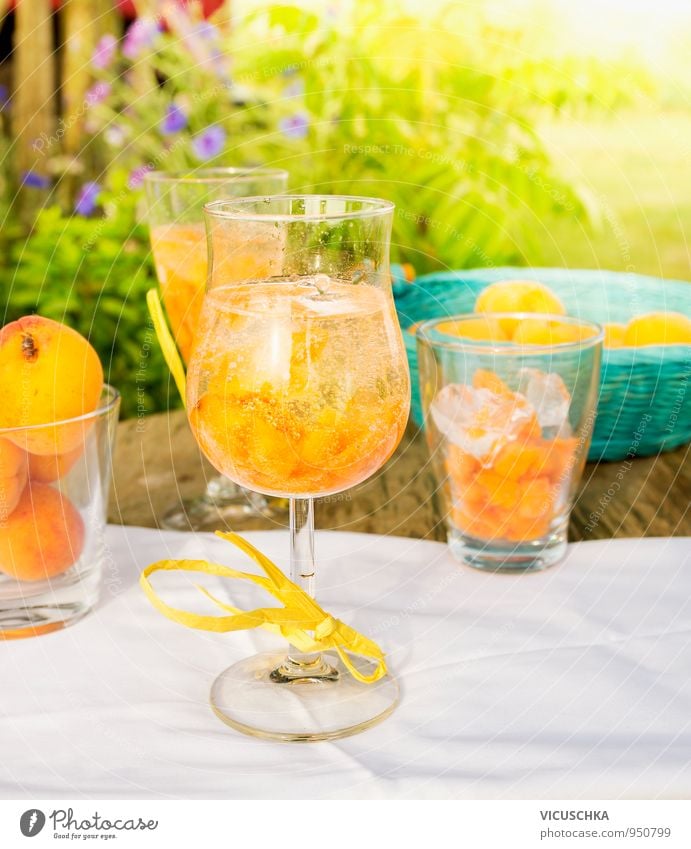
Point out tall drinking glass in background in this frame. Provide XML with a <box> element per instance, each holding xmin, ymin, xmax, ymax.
<box><xmin>418</xmin><ymin>313</ymin><xmax>602</xmax><ymax>572</ymax></box>
<box><xmin>186</xmin><ymin>196</ymin><xmax>410</xmax><ymax>740</ymax></box>
<box><xmin>144</xmin><ymin>167</ymin><xmax>289</xmax><ymax>531</ymax></box>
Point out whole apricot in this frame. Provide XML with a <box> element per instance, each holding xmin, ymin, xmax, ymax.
<box><xmin>624</xmin><ymin>312</ymin><xmax>691</xmax><ymax>347</ymax></box>
<box><xmin>0</xmin><ymin>437</ymin><xmax>28</xmax><ymax>521</ymax></box>
<box><xmin>0</xmin><ymin>483</ymin><xmax>85</xmax><ymax>582</ymax></box>
<box><xmin>27</xmin><ymin>443</ymin><xmax>85</xmax><ymax>483</ymax></box>
<box><xmin>0</xmin><ymin>316</ymin><xmax>103</xmax><ymax>454</ymax></box>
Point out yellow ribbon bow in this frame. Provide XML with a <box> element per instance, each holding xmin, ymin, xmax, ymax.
<box><xmin>140</xmin><ymin>530</ymin><xmax>388</xmax><ymax>685</ymax></box>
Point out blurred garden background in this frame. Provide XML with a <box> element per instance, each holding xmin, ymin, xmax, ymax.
<box><xmin>1</xmin><ymin>0</ymin><xmax>689</xmax><ymax>417</ymax></box>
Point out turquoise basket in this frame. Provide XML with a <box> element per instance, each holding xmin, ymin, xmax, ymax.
<box><xmin>393</xmin><ymin>267</ymin><xmax>691</xmax><ymax>462</ymax></box>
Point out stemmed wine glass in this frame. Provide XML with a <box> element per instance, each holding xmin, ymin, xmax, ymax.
<box><xmin>144</xmin><ymin>167</ymin><xmax>289</xmax><ymax>531</ymax></box>
<box><xmin>186</xmin><ymin>195</ymin><xmax>410</xmax><ymax>741</ymax></box>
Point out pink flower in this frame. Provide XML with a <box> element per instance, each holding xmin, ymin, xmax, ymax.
<box><xmin>91</xmin><ymin>34</ymin><xmax>117</xmax><ymax>70</ymax></box>
<box><xmin>128</xmin><ymin>165</ymin><xmax>154</xmax><ymax>189</ymax></box>
<box><xmin>86</xmin><ymin>81</ymin><xmax>111</xmax><ymax>106</ymax></box>
<box><xmin>123</xmin><ymin>18</ymin><xmax>160</xmax><ymax>60</ymax></box>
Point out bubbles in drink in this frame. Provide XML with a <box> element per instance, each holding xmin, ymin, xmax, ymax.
<box><xmin>187</xmin><ymin>276</ymin><xmax>410</xmax><ymax>496</ymax></box>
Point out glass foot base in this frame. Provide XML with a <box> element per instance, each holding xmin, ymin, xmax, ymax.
<box><xmin>162</xmin><ymin>482</ymin><xmax>289</xmax><ymax>532</ymax></box>
<box><xmin>448</xmin><ymin>526</ymin><xmax>567</xmax><ymax>573</ymax></box>
<box><xmin>0</xmin><ymin>603</ymin><xmax>90</xmax><ymax>640</ymax></box>
<box><xmin>210</xmin><ymin>651</ymin><xmax>399</xmax><ymax>742</ymax></box>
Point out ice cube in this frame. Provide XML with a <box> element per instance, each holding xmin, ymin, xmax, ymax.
<box><xmin>430</xmin><ymin>383</ymin><xmax>537</xmax><ymax>460</ymax></box>
<box><xmin>518</xmin><ymin>368</ymin><xmax>571</xmax><ymax>432</ymax></box>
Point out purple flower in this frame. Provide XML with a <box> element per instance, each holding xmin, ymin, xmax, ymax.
<box><xmin>279</xmin><ymin>113</ymin><xmax>309</xmax><ymax>140</ymax></box>
<box><xmin>0</xmin><ymin>84</ymin><xmax>9</xmax><ymax>111</ymax></box>
<box><xmin>194</xmin><ymin>21</ymin><xmax>220</xmax><ymax>41</ymax></box>
<box><xmin>91</xmin><ymin>34</ymin><xmax>117</xmax><ymax>70</ymax></box>
<box><xmin>191</xmin><ymin>125</ymin><xmax>226</xmax><ymax>161</ymax></box>
<box><xmin>22</xmin><ymin>171</ymin><xmax>50</xmax><ymax>189</ymax></box>
<box><xmin>283</xmin><ymin>78</ymin><xmax>305</xmax><ymax>98</ymax></box>
<box><xmin>75</xmin><ymin>181</ymin><xmax>101</xmax><ymax>215</ymax></box>
<box><xmin>161</xmin><ymin>103</ymin><xmax>187</xmax><ymax>135</ymax></box>
<box><xmin>123</xmin><ymin>18</ymin><xmax>160</xmax><ymax>60</ymax></box>
<box><xmin>128</xmin><ymin>165</ymin><xmax>154</xmax><ymax>189</ymax></box>
<box><xmin>86</xmin><ymin>81</ymin><xmax>111</xmax><ymax>106</ymax></box>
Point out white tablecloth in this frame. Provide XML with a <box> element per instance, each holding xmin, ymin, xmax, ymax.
<box><xmin>2</xmin><ymin>527</ymin><xmax>690</xmax><ymax>800</ymax></box>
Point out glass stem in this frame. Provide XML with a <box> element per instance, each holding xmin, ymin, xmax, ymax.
<box><xmin>271</xmin><ymin>497</ymin><xmax>337</xmax><ymax>682</ymax></box>
<box><xmin>290</xmin><ymin>497</ymin><xmax>315</xmax><ymax>598</ymax></box>
<box><xmin>287</xmin><ymin>497</ymin><xmax>319</xmax><ymax>666</ymax></box>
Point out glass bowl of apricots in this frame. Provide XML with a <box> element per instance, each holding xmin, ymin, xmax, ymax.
<box><xmin>417</xmin><ymin>312</ymin><xmax>603</xmax><ymax>572</ymax></box>
<box><xmin>0</xmin><ymin>316</ymin><xmax>119</xmax><ymax>638</ymax></box>
<box><xmin>400</xmin><ymin>271</ymin><xmax>691</xmax><ymax>461</ymax></box>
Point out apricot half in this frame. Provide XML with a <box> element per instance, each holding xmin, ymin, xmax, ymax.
<box><xmin>436</xmin><ymin>316</ymin><xmax>509</xmax><ymax>343</ymax></box>
<box><xmin>0</xmin><ymin>316</ymin><xmax>103</xmax><ymax>455</ymax></box>
<box><xmin>475</xmin><ymin>279</ymin><xmax>565</xmax><ymax>336</ymax></box>
<box><xmin>512</xmin><ymin>318</ymin><xmax>593</xmax><ymax>346</ymax></box>
<box><xmin>0</xmin><ymin>483</ymin><xmax>85</xmax><ymax>582</ymax></box>
<box><xmin>624</xmin><ymin>312</ymin><xmax>691</xmax><ymax>347</ymax></box>
<box><xmin>602</xmin><ymin>323</ymin><xmax>627</xmax><ymax>349</ymax></box>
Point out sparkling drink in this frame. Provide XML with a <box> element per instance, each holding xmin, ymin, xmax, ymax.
<box><xmin>150</xmin><ymin>220</ymin><xmax>287</xmax><ymax>363</ymax></box>
<box><xmin>188</xmin><ymin>275</ymin><xmax>409</xmax><ymax>497</ymax></box>
<box><xmin>144</xmin><ymin>167</ymin><xmax>289</xmax><ymax>530</ymax></box>
<box><xmin>149</xmin><ymin>224</ymin><xmax>206</xmax><ymax>363</ymax></box>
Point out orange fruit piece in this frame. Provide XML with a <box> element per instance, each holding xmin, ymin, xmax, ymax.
<box><xmin>472</xmin><ymin>369</ymin><xmax>512</xmax><ymax>396</ymax></box>
<box><xmin>0</xmin><ymin>316</ymin><xmax>103</xmax><ymax>455</ymax></box>
<box><xmin>451</xmin><ymin>503</ymin><xmax>502</xmax><ymax>541</ymax></box>
<box><xmin>446</xmin><ymin>444</ymin><xmax>481</xmax><ymax>488</ymax></box>
<box><xmin>493</xmin><ymin>440</ymin><xmax>545</xmax><ymax>480</ymax></box>
<box><xmin>624</xmin><ymin>312</ymin><xmax>691</xmax><ymax>346</ymax></box>
<box><xmin>603</xmin><ymin>323</ymin><xmax>626</xmax><ymax>349</ymax></box>
<box><xmin>516</xmin><ymin>476</ymin><xmax>554</xmax><ymax>520</ymax></box>
<box><xmin>436</xmin><ymin>316</ymin><xmax>509</xmax><ymax>342</ymax></box>
<box><xmin>536</xmin><ymin>437</ymin><xmax>579</xmax><ymax>484</ymax></box>
<box><xmin>476</xmin><ymin>468</ymin><xmax>522</xmax><ymax>510</ymax></box>
<box><xmin>475</xmin><ymin>279</ymin><xmax>565</xmax><ymax>336</ymax></box>
<box><xmin>0</xmin><ymin>483</ymin><xmax>85</xmax><ymax>582</ymax></box>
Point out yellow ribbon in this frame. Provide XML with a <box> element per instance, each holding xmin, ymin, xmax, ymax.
<box><xmin>140</xmin><ymin>530</ymin><xmax>388</xmax><ymax>685</ymax></box>
<box><xmin>146</xmin><ymin>289</ymin><xmax>187</xmax><ymax>405</ymax></box>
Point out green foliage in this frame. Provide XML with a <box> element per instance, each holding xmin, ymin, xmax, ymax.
<box><xmin>3</xmin><ymin>1</ymin><xmax>656</xmax><ymax>417</ymax></box>
<box><xmin>3</xmin><ymin>176</ymin><xmax>172</xmax><ymax>418</ymax></box>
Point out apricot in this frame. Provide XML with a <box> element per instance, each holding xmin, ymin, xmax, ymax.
<box><xmin>624</xmin><ymin>312</ymin><xmax>691</xmax><ymax>347</ymax></box>
<box><xmin>0</xmin><ymin>483</ymin><xmax>84</xmax><ymax>582</ymax></box>
<box><xmin>27</xmin><ymin>443</ymin><xmax>85</xmax><ymax>483</ymax></box>
<box><xmin>0</xmin><ymin>438</ymin><xmax>28</xmax><ymax>521</ymax></box>
<box><xmin>436</xmin><ymin>316</ymin><xmax>509</xmax><ymax>342</ymax></box>
<box><xmin>0</xmin><ymin>316</ymin><xmax>103</xmax><ymax>455</ymax></box>
<box><xmin>603</xmin><ymin>323</ymin><xmax>627</xmax><ymax>349</ymax></box>
<box><xmin>475</xmin><ymin>279</ymin><xmax>565</xmax><ymax>336</ymax></box>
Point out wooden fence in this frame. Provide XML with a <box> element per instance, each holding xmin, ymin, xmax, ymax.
<box><xmin>3</xmin><ymin>0</ymin><xmax>230</xmax><ymax>214</ymax></box>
